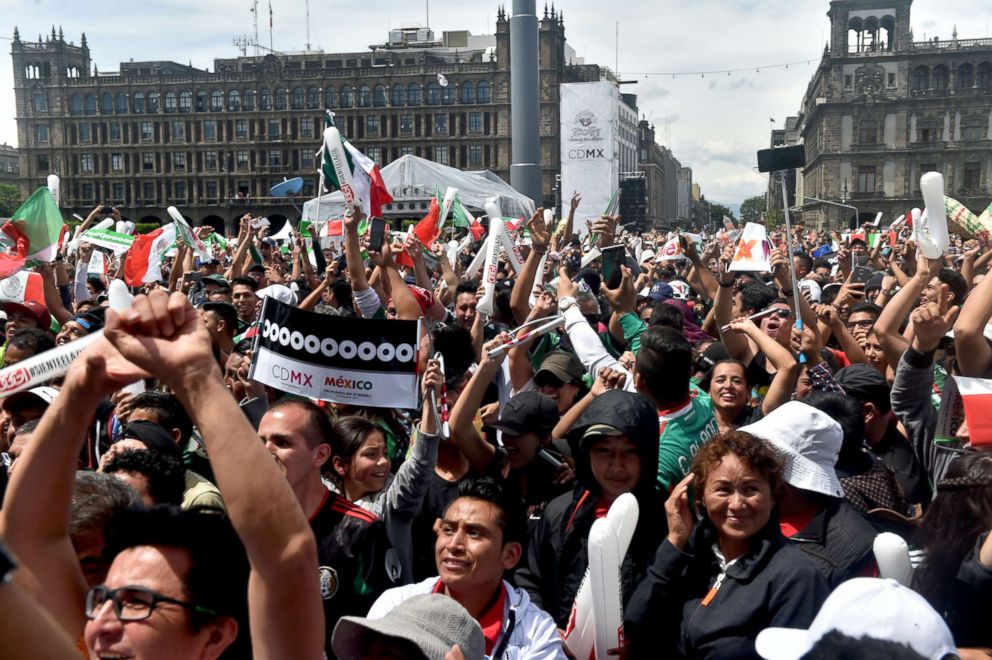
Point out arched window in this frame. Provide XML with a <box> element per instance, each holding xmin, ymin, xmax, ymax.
<box><xmin>84</xmin><ymin>93</ymin><xmax>97</xmax><ymax>115</ymax></box>
<box><xmin>259</xmin><ymin>88</ymin><xmax>272</xmax><ymax>110</ymax></box>
<box><xmin>912</xmin><ymin>66</ymin><xmax>930</xmax><ymax>91</ymax></box>
<box><xmin>407</xmin><ymin>83</ymin><xmax>422</xmax><ymax>105</ymax></box>
<box><xmin>116</xmin><ymin>93</ymin><xmax>128</xmax><ymax>114</ymax></box>
<box><xmin>307</xmin><ymin>87</ymin><xmax>319</xmax><ymax>109</ymax></box>
<box><xmin>210</xmin><ymin>90</ymin><xmax>223</xmax><ymax>111</ymax></box>
<box><xmin>325</xmin><ymin>87</ymin><xmax>337</xmax><ymax>108</ymax></box>
<box><xmin>957</xmin><ymin>63</ymin><xmax>975</xmax><ymax>89</ymax></box>
<box><xmin>195</xmin><ymin>91</ymin><xmax>208</xmax><ymax>112</ymax></box>
<box><xmin>100</xmin><ymin>92</ymin><xmax>113</xmax><ymax>114</ymax></box>
<box><xmin>426</xmin><ymin>82</ymin><xmax>441</xmax><ymax>105</ymax></box>
<box><xmin>373</xmin><ymin>84</ymin><xmax>387</xmax><ymax>107</ymax></box>
<box><xmin>292</xmin><ymin>87</ymin><xmax>304</xmax><ymax>109</ymax></box>
<box><xmin>69</xmin><ymin>93</ymin><xmax>82</xmax><ymax>115</ymax></box>
<box><xmin>147</xmin><ymin>92</ymin><xmax>159</xmax><ymax>113</ymax></box>
<box><xmin>132</xmin><ymin>93</ymin><xmax>145</xmax><ymax>113</ymax></box>
<box><xmin>340</xmin><ymin>86</ymin><xmax>353</xmax><ymax>108</ymax></box>
<box><xmin>441</xmin><ymin>85</ymin><xmax>454</xmax><ymax>105</ymax></box>
<box><xmin>275</xmin><ymin>88</ymin><xmax>287</xmax><ymax>110</ymax></box>
<box><xmin>932</xmin><ymin>65</ymin><xmax>949</xmax><ymax>90</ymax></box>
<box><xmin>164</xmin><ymin>91</ymin><xmax>176</xmax><ymax>112</ymax></box>
<box><xmin>979</xmin><ymin>63</ymin><xmax>992</xmax><ymax>89</ymax></box>
<box><xmin>242</xmin><ymin>90</ymin><xmax>255</xmax><ymax>111</ymax></box>
<box><xmin>392</xmin><ymin>84</ymin><xmax>405</xmax><ymax>107</ymax></box>
<box><xmin>476</xmin><ymin>81</ymin><xmax>491</xmax><ymax>103</ymax></box>
<box><xmin>228</xmin><ymin>90</ymin><xmax>241</xmax><ymax>111</ymax></box>
<box><xmin>460</xmin><ymin>81</ymin><xmax>474</xmax><ymax>104</ymax></box>
<box><xmin>358</xmin><ymin>85</ymin><xmax>371</xmax><ymax>107</ymax></box>
<box><xmin>179</xmin><ymin>91</ymin><xmax>191</xmax><ymax>112</ymax></box>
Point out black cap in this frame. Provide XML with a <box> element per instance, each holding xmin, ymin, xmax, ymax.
<box><xmin>491</xmin><ymin>391</ymin><xmax>560</xmax><ymax>436</ymax></box>
<box><xmin>835</xmin><ymin>363</ymin><xmax>890</xmax><ymax>410</ymax></box>
<box><xmin>535</xmin><ymin>351</ymin><xmax>585</xmax><ymax>385</ymax></box>
<box><xmin>115</xmin><ymin>420</ymin><xmax>181</xmax><ymax>459</ymax></box>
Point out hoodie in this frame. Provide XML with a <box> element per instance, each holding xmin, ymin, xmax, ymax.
<box><xmin>514</xmin><ymin>390</ymin><xmax>669</xmax><ymax>627</ymax></box>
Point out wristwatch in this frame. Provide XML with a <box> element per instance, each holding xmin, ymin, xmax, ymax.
<box><xmin>558</xmin><ymin>296</ymin><xmax>578</xmax><ymax>312</ymax></box>
<box><xmin>0</xmin><ymin>539</ymin><xmax>17</xmax><ymax>585</ymax></box>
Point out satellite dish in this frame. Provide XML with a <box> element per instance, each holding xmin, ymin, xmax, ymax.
<box><xmin>270</xmin><ymin>177</ymin><xmax>304</xmax><ymax>197</ymax></box>
<box><xmin>437</xmin><ymin>73</ymin><xmax>449</xmax><ymax>87</ymax></box>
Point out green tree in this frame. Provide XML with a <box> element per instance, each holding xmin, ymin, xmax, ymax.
<box><xmin>739</xmin><ymin>195</ymin><xmax>766</xmax><ymax>224</ymax></box>
<box><xmin>0</xmin><ymin>184</ymin><xmax>20</xmax><ymax>217</ymax></box>
<box><xmin>709</xmin><ymin>203</ymin><xmax>735</xmax><ymax>228</ymax></box>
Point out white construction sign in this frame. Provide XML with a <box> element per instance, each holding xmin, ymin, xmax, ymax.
<box><xmin>560</xmin><ymin>81</ymin><xmax>619</xmax><ymax>237</ymax></box>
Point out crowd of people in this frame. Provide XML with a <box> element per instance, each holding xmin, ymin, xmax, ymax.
<box><xmin>0</xmin><ymin>194</ymin><xmax>990</xmax><ymax>660</ymax></box>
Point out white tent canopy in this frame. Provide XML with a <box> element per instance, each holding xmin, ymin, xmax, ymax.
<box><xmin>301</xmin><ymin>154</ymin><xmax>536</xmax><ymax>222</ymax></box>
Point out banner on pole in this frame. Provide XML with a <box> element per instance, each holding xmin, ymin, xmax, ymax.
<box><xmin>81</xmin><ymin>228</ymin><xmax>135</xmax><ymax>253</ymax></box>
<box><xmin>249</xmin><ymin>298</ymin><xmax>421</xmax><ymax>409</ymax></box>
<box><xmin>560</xmin><ymin>82</ymin><xmax>618</xmax><ymax>238</ymax></box>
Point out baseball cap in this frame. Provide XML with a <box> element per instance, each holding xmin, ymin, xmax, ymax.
<box><xmin>332</xmin><ymin>594</ymin><xmax>484</xmax><ymax>660</ymax></box>
<box><xmin>2</xmin><ymin>300</ymin><xmax>52</xmax><ymax>330</ymax></box>
<box><xmin>648</xmin><ymin>282</ymin><xmax>674</xmax><ymax>302</ymax></box>
<box><xmin>640</xmin><ymin>249</ymin><xmax>656</xmax><ymax>263</ymax></box>
<box><xmin>204</xmin><ymin>274</ymin><xmax>229</xmax><ymax>287</ymax></box>
<box><xmin>491</xmin><ymin>391</ymin><xmax>560</xmax><ymax>436</ymax></box>
<box><xmin>866</xmin><ymin>271</ymin><xmax>885</xmax><ymax>293</ymax></box>
<box><xmin>756</xmin><ymin>578</ymin><xmax>958</xmax><ymax>660</ymax></box>
<box><xmin>835</xmin><ymin>363</ymin><xmax>890</xmax><ymax>411</ymax></box>
<box><xmin>1</xmin><ymin>386</ymin><xmax>59</xmax><ymax>413</ymax></box>
<box><xmin>255</xmin><ymin>284</ymin><xmax>298</xmax><ymax>306</ymax></box>
<box><xmin>535</xmin><ymin>351</ymin><xmax>585</xmax><ymax>385</ymax></box>
<box><xmin>114</xmin><ymin>420</ymin><xmax>182</xmax><ymax>459</ymax></box>
<box><xmin>740</xmin><ymin>401</ymin><xmax>845</xmax><ymax>498</ymax></box>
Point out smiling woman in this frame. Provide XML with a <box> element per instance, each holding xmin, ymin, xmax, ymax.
<box><xmin>624</xmin><ymin>432</ymin><xmax>829</xmax><ymax>659</ymax></box>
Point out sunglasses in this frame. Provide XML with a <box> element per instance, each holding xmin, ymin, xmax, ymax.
<box><xmin>535</xmin><ymin>373</ymin><xmax>566</xmax><ymax>389</ymax></box>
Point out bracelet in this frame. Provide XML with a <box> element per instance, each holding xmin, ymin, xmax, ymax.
<box><xmin>532</xmin><ymin>246</ymin><xmax>548</xmax><ymax>256</ymax></box>
<box><xmin>719</xmin><ymin>280</ymin><xmax>735</xmax><ymax>288</ymax></box>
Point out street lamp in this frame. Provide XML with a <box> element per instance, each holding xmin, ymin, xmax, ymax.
<box><xmin>792</xmin><ymin>195</ymin><xmax>859</xmax><ymax>231</ymax></box>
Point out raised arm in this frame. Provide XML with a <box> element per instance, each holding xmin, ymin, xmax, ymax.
<box><xmin>713</xmin><ymin>244</ymin><xmax>752</xmax><ymax>362</ymax></box>
<box><xmin>875</xmin><ymin>254</ymin><xmax>940</xmax><ymax>368</ymax></box>
<box><xmin>510</xmin><ymin>208</ymin><xmax>548</xmax><ymax>325</ymax></box>
<box><xmin>38</xmin><ymin>263</ymin><xmax>73</xmax><ymax>324</ymax></box>
<box><xmin>105</xmin><ymin>291</ymin><xmax>323</xmax><ymax>660</ymax></box>
<box><xmin>448</xmin><ymin>336</ymin><xmax>508</xmax><ymax>475</ymax></box>
<box><xmin>727</xmin><ymin>317</ymin><xmax>798</xmax><ymax>414</ymax></box>
<box><xmin>954</xmin><ymin>252</ymin><xmax>992</xmax><ymax>377</ymax></box>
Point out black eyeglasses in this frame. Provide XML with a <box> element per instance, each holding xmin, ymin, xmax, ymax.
<box><xmin>85</xmin><ymin>585</ymin><xmax>219</xmax><ymax>622</ymax></box>
<box><xmin>847</xmin><ymin>319</ymin><xmax>875</xmax><ymax>329</ymax></box>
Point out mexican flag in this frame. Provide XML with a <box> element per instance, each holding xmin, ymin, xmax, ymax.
<box><xmin>319</xmin><ymin>112</ymin><xmax>393</xmax><ymax>217</ymax></box>
<box><xmin>395</xmin><ymin>198</ymin><xmax>441</xmax><ymax>268</ymax></box>
<box><xmin>124</xmin><ymin>224</ymin><xmax>177</xmax><ymax>286</ymax></box>
<box><xmin>954</xmin><ymin>376</ymin><xmax>992</xmax><ymax>446</ymax></box>
<box><xmin>0</xmin><ymin>271</ymin><xmax>45</xmax><ymax>306</ymax></box>
<box><xmin>0</xmin><ymin>187</ymin><xmax>64</xmax><ymax>278</ymax></box>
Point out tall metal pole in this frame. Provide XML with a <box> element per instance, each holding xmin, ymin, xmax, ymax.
<box><xmin>779</xmin><ymin>172</ymin><xmax>806</xmax><ymax>364</ymax></box>
<box><xmin>509</xmin><ymin>0</ymin><xmax>543</xmax><ymax>205</ymax></box>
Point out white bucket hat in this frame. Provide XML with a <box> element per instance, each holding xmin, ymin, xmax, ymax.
<box><xmin>756</xmin><ymin>578</ymin><xmax>959</xmax><ymax>660</ymax></box>
<box><xmin>740</xmin><ymin>401</ymin><xmax>844</xmax><ymax>498</ymax></box>
<box><xmin>255</xmin><ymin>284</ymin><xmax>298</xmax><ymax>307</ymax></box>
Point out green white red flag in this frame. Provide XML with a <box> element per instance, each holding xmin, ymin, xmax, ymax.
<box><xmin>0</xmin><ymin>187</ymin><xmax>64</xmax><ymax>278</ymax></box>
<box><xmin>319</xmin><ymin>112</ymin><xmax>393</xmax><ymax>217</ymax></box>
<box><xmin>124</xmin><ymin>224</ymin><xmax>177</xmax><ymax>286</ymax></box>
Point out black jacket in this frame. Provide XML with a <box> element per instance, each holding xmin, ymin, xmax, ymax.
<box><xmin>624</xmin><ymin>520</ymin><xmax>829</xmax><ymax>659</ymax></box>
<box><xmin>514</xmin><ymin>389</ymin><xmax>667</xmax><ymax>628</ymax></box>
<box><xmin>786</xmin><ymin>498</ymin><xmax>877</xmax><ymax>588</ymax></box>
<box><xmin>919</xmin><ymin>532</ymin><xmax>992</xmax><ymax>648</ymax></box>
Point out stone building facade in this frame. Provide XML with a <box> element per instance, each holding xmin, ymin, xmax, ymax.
<box><xmin>637</xmin><ymin>119</ymin><xmax>680</xmax><ymax>229</ymax></box>
<box><xmin>11</xmin><ymin>7</ymin><xmax>584</xmax><ymax>234</ymax></box>
<box><xmin>795</xmin><ymin>0</ymin><xmax>992</xmax><ymax>229</ymax></box>
<box><xmin>0</xmin><ymin>144</ymin><xmax>18</xmax><ymax>188</ymax></box>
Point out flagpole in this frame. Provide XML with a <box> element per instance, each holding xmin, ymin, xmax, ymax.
<box><xmin>779</xmin><ymin>171</ymin><xmax>806</xmax><ymax>364</ymax></box>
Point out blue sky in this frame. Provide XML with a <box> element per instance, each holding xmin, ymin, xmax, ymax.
<box><xmin>1</xmin><ymin>0</ymin><xmax>984</xmax><ymax>211</ymax></box>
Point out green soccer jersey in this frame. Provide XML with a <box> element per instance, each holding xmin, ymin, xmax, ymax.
<box><xmin>656</xmin><ymin>388</ymin><xmax>719</xmax><ymax>493</ymax></box>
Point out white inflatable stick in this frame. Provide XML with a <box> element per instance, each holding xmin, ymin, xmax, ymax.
<box><xmin>323</xmin><ymin>125</ymin><xmax>356</xmax><ymax>209</ymax></box>
<box><xmin>108</xmin><ymin>280</ymin><xmax>144</xmax><ymax>396</ymax></box>
<box><xmin>919</xmin><ymin>172</ymin><xmax>949</xmax><ymax>259</ymax></box>
<box><xmin>47</xmin><ymin>174</ymin><xmax>60</xmax><ymax>207</ymax></box>
<box><xmin>873</xmin><ymin>532</ymin><xmax>914</xmax><ymax>587</ymax></box>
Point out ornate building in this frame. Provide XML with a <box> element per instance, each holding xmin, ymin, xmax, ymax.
<box><xmin>11</xmin><ymin>8</ymin><xmax>583</xmax><ymax>233</ymax></box>
<box><xmin>0</xmin><ymin>144</ymin><xmax>18</xmax><ymax>189</ymax></box>
<box><xmin>794</xmin><ymin>0</ymin><xmax>992</xmax><ymax>228</ymax></box>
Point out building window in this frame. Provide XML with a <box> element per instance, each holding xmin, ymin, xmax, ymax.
<box><xmin>292</xmin><ymin>87</ymin><xmax>304</xmax><ymax>110</ymax></box>
<box><xmin>340</xmin><ymin>87</ymin><xmax>353</xmax><ymax>108</ymax></box>
<box><xmin>357</xmin><ymin>85</ymin><xmax>371</xmax><ymax>108</ymax></box>
<box><xmin>400</xmin><ymin>146</ymin><xmax>414</xmax><ymax>157</ymax></box>
<box><xmin>858</xmin><ymin>119</ymin><xmax>877</xmax><ymax>144</ymax></box>
<box><xmin>110</xmin><ymin>122</ymin><xmax>122</xmax><ymax>141</ymax></box>
<box><xmin>236</xmin><ymin>119</ymin><xmax>248</xmax><ymax>139</ymax></box>
<box><xmin>434</xmin><ymin>114</ymin><xmax>447</xmax><ymax>135</ymax></box>
<box><xmin>366</xmin><ymin>115</ymin><xmax>380</xmax><ymax>135</ymax></box>
<box><xmin>174</xmin><ymin>182</ymin><xmax>186</xmax><ymax>200</ymax></box>
<box><xmin>856</xmin><ymin>166</ymin><xmax>876</xmax><ymax>193</ymax></box>
<box><xmin>206</xmin><ymin>181</ymin><xmax>218</xmax><ymax>201</ymax></box>
<box><xmin>228</xmin><ymin>90</ymin><xmax>241</xmax><ymax>111</ymax></box>
<box><xmin>116</xmin><ymin>93</ymin><xmax>128</xmax><ymax>114</ymax></box>
<box><xmin>69</xmin><ymin>94</ymin><xmax>83</xmax><ymax>115</ymax></box>
<box><xmin>298</xmin><ymin>117</ymin><xmax>312</xmax><ymax>138</ymax></box>
<box><xmin>143</xmin><ymin>153</ymin><xmax>155</xmax><ymax>172</ymax></box>
<box><xmin>81</xmin><ymin>183</ymin><xmax>94</xmax><ymax>201</ymax></box>
<box><xmin>260</xmin><ymin>89</ymin><xmax>272</xmax><ymax>110</ymax></box>
<box><xmin>205</xmin><ymin>151</ymin><xmax>218</xmax><ymax>171</ymax></box>
<box><xmin>203</xmin><ymin>120</ymin><xmax>217</xmax><ymax>140</ymax></box>
<box><xmin>165</xmin><ymin>92</ymin><xmax>177</xmax><ymax>112</ymax></box>
<box><xmin>434</xmin><ymin>145</ymin><xmax>448</xmax><ymax>165</ymax></box>
<box><xmin>400</xmin><ymin>114</ymin><xmax>414</xmax><ymax>135</ymax></box>
<box><xmin>171</xmin><ymin>121</ymin><xmax>185</xmax><ymax>141</ymax></box>
<box><xmin>79</xmin><ymin>123</ymin><xmax>92</xmax><ymax>143</ymax></box>
<box><xmin>268</xmin><ymin>150</ymin><xmax>282</xmax><ymax>168</ymax></box>
<box><xmin>887</xmin><ymin>72</ymin><xmax>896</xmax><ymax>87</ymax></box>
<box><xmin>979</xmin><ymin>63</ymin><xmax>992</xmax><ymax>89</ymax></box>
<box><xmin>920</xmin><ymin>163</ymin><xmax>938</xmax><ymax>175</ymax></box>
<box><xmin>275</xmin><ymin>89</ymin><xmax>287</xmax><ymax>110</ymax></box>
<box><xmin>80</xmin><ymin>153</ymin><xmax>94</xmax><ymax>173</ymax></box>
<box><xmin>932</xmin><ymin>66</ymin><xmax>949</xmax><ymax>91</ymax></box>
<box><xmin>301</xmin><ymin>150</ymin><xmax>314</xmax><ymax>168</ymax></box>
<box><xmin>392</xmin><ymin>84</ymin><xmax>405</xmax><ymax>107</ymax></box>
<box><xmin>85</xmin><ymin>94</ymin><xmax>97</xmax><ymax>115</ymax></box>
<box><xmin>963</xmin><ymin>163</ymin><xmax>983</xmax><ymax>191</ymax></box>
<box><xmin>268</xmin><ymin>119</ymin><xmax>280</xmax><ymax>138</ymax></box>
<box><xmin>441</xmin><ymin>85</ymin><xmax>454</xmax><ymax>105</ymax></box>
<box><xmin>366</xmin><ymin>147</ymin><xmax>382</xmax><ymax>164</ymax></box>
<box><xmin>34</xmin><ymin>124</ymin><xmax>49</xmax><ymax>144</ymax></box>
<box><xmin>236</xmin><ymin>150</ymin><xmax>250</xmax><ymax>169</ymax></box>
<box><xmin>195</xmin><ymin>91</ymin><xmax>208</xmax><ymax>112</ymax></box>
<box><xmin>957</xmin><ymin>64</ymin><xmax>974</xmax><ymax>89</ymax></box>
<box><xmin>242</xmin><ymin>90</ymin><xmax>255</xmax><ymax>111</ymax></box>
<box><xmin>476</xmin><ymin>81</ymin><xmax>491</xmax><ymax>103</ymax></box>
<box><xmin>426</xmin><ymin>82</ymin><xmax>441</xmax><ymax>105</ymax></box>
<box><xmin>147</xmin><ymin>92</ymin><xmax>159</xmax><ymax>113</ymax></box>
<box><xmin>468</xmin><ymin>145</ymin><xmax>482</xmax><ymax>167</ymax></box>
<box><xmin>101</xmin><ymin>93</ymin><xmax>113</xmax><ymax>114</ymax></box>
<box><xmin>306</xmin><ymin>87</ymin><xmax>319</xmax><ymax>110</ymax></box>
<box><xmin>962</xmin><ymin>118</ymin><xmax>985</xmax><ymax>141</ymax></box>
<box><xmin>112</xmin><ymin>182</ymin><xmax>125</xmax><ymax>202</ymax></box>
<box><xmin>111</xmin><ymin>153</ymin><xmax>124</xmax><ymax>172</ymax></box>
<box><xmin>324</xmin><ymin>87</ymin><xmax>337</xmax><ymax>108</ymax></box>
<box><xmin>211</xmin><ymin>90</ymin><xmax>223</xmax><ymax>111</ymax></box>
<box><xmin>36</xmin><ymin>154</ymin><xmax>49</xmax><ymax>172</ymax></box>
<box><xmin>33</xmin><ymin>93</ymin><xmax>47</xmax><ymax>112</ymax></box>
<box><xmin>143</xmin><ymin>182</ymin><xmax>155</xmax><ymax>201</ymax></box>
<box><xmin>140</xmin><ymin>121</ymin><xmax>153</xmax><ymax>140</ymax></box>
<box><xmin>408</xmin><ymin>83</ymin><xmax>422</xmax><ymax>105</ymax></box>
<box><xmin>460</xmin><ymin>81</ymin><xmax>474</xmax><ymax>104</ymax></box>
<box><xmin>912</xmin><ymin>66</ymin><xmax>930</xmax><ymax>92</ymax></box>
<box><xmin>173</xmin><ymin>152</ymin><xmax>186</xmax><ymax>170</ymax></box>
<box><xmin>179</xmin><ymin>91</ymin><xmax>192</xmax><ymax>112</ymax></box>
<box><xmin>372</xmin><ymin>85</ymin><xmax>386</xmax><ymax>107</ymax></box>
<box><xmin>920</xmin><ymin>125</ymin><xmax>940</xmax><ymax>144</ymax></box>
<box><xmin>469</xmin><ymin>112</ymin><xmax>483</xmax><ymax>133</ymax></box>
